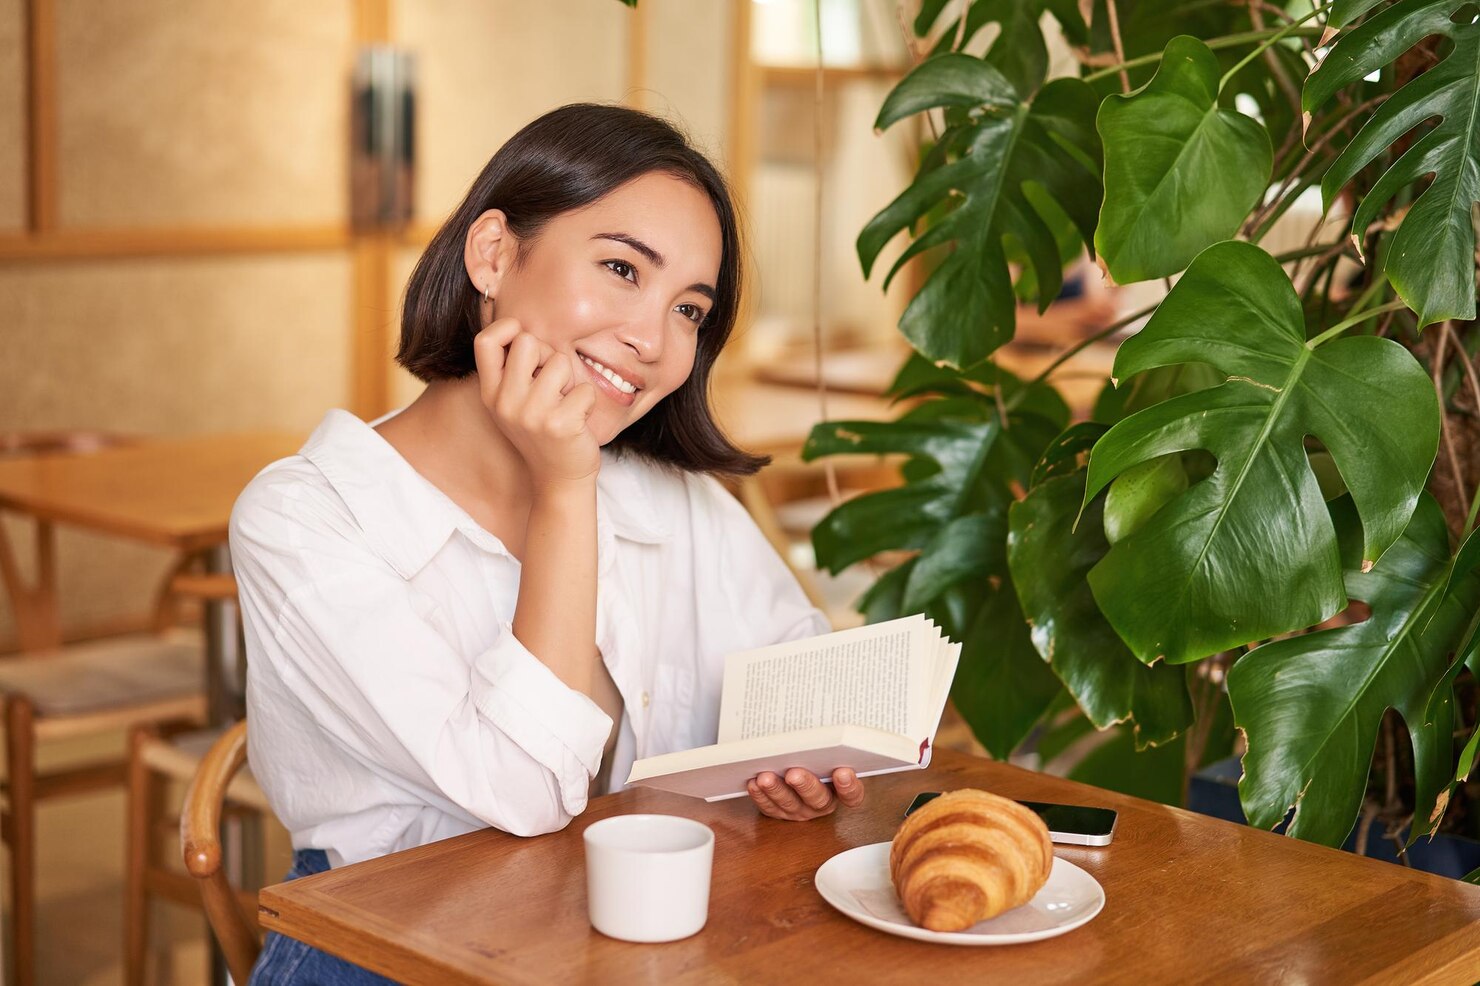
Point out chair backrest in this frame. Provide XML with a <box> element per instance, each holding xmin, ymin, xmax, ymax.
<box><xmin>181</xmin><ymin>720</ymin><xmax>260</xmax><ymax>985</ymax></box>
<box><xmin>0</xmin><ymin>431</ymin><xmax>137</xmax><ymax>652</ymax></box>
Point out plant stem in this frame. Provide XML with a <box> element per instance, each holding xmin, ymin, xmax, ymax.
<box><xmin>1005</xmin><ymin>301</ymin><xmax>1158</xmax><ymax>409</ymax></box>
<box><xmin>1246</xmin><ymin>2</ymin><xmax>1302</xmax><ymax>113</ymax></box>
<box><xmin>1082</xmin><ymin>26</ymin><xmax>1323</xmax><ymax>84</ymax></box>
<box><xmin>811</xmin><ymin>0</ymin><xmax>841</xmax><ymax>505</ymax></box>
<box><xmin>1219</xmin><ymin>6</ymin><xmax>1325</xmax><ymax>89</ymax></box>
<box><xmin>1248</xmin><ymin>95</ymin><xmax>1389</xmax><ymax>243</ymax></box>
<box><xmin>1105</xmin><ymin>0</ymin><xmax>1131</xmax><ymax>93</ymax></box>
<box><xmin>1306</xmin><ymin>299</ymin><xmax>1406</xmax><ymax>348</ymax></box>
<box><xmin>1433</xmin><ymin>322</ymin><xmax>1468</xmax><ymax>521</ymax></box>
<box><xmin>1443</xmin><ymin>320</ymin><xmax>1480</xmax><ymax>536</ymax></box>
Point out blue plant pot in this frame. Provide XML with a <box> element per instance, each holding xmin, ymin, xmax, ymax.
<box><xmin>1188</xmin><ymin>755</ymin><xmax>1480</xmax><ymax>880</ymax></box>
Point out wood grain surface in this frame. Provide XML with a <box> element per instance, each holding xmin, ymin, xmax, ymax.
<box><xmin>258</xmin><ymin>748</ymin><xmax>1480</xmax><ymax>985</ymax></box>
<box><xmin>0</xmin><ymin>432</ymin><xmax>301</xmax><ymax>549</ymax></box>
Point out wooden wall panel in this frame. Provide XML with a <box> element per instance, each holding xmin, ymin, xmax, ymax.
<box><xmin>393</xmin><ymin>0</ymin><xmax>630</xmax><ymax>223</ymax></box>
<box><xmin>0</xmin><ymin>253</ymin><xmax>350</xmax><ymax>434</ymax></box>
<box><xmin>0</xmin><ymin>0</ymin><xmax>24</xmax><ymax>230</ymax></box>
<box><xmin>52</xmin><ymin>0</ymin><xmax>353</xmax><ymax>228</ymax></box>
<box><xmin>388</xmin><ymin>243</ymin><xmax>424</xmax><ymax>410</ymax></box>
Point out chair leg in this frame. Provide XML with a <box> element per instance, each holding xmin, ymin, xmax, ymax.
<box><xmin>124</xmin><ymin>726</ymin><xmax>158</xmax><ymax>986</ymax></box>
<box><xmin>6</xmin><ymin>696</ymin><xmax>37</xmax><ymax>986</ymax></box>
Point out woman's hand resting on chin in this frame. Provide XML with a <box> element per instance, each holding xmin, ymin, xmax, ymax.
<box><xmin>474</xmin><ymin>316</ymin><xmax>601</xmax><ymax>490</ymax></box>
<box><xmin>747</xmin><ymin>767</ymin><xmax>866</xmax><ymax>821</ymax></box>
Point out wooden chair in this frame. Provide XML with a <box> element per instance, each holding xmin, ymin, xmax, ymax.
<box><xmin>178</xmin><ymin>720</ymin><xmax>262</xmax><ymax>986</ymax></box>
<box><xmin>124</xmin><ymin>571</ymin><xmax>269</xmax><ymax>986</ymax></box>
<box><xmin>0</xmin><ymin>431</ymin><xmax>208</xmax><ymax>986</ymax></box>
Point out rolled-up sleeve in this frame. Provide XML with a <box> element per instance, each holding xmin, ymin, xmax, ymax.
<box><xmin>235</xmin><ymin>489</ymin><xmax>613</xmax><ymax>838</ymax></box>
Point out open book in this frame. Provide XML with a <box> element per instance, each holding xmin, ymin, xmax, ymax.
<box><xmin>625</xmin><ymin>614</ymin><xmax>962</xmax><ymax>801</ymax></box>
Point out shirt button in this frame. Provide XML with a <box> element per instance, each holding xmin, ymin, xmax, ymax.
<box><xmin>641</xmin><ymin>691</ymin><xmax>651</xmax><ymax>708</ymax></box>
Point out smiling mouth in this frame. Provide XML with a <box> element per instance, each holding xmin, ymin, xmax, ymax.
<box><xmin>577</xmin><ymin>354</ymin><xmax>640</xmax><ymax>396</ymax></box>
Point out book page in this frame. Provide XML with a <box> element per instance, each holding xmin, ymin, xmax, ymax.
<box><xmin>717</xmin><ymin>617</ymin><xmax>922</xmax><ymax>743</ymax></box>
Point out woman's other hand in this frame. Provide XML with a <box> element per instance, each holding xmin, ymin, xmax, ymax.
<box><xmin>474</xmin><ymin>317</ymin><xmax>600</xmax><ymax>490</ymax></box>
<box><xmin>747</xmin><ymin>767</ymin><xmax>866</xmax><ymax>821</ymax></box>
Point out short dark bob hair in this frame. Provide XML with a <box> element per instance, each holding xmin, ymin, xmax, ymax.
<box><xmin>397</xmin><ymin>102</ymin><xmax>765</xmax><ymax>476</ymax></box>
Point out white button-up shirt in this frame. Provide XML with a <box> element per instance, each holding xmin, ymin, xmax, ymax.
<box><xmin>230</xmin><ymin>409</ymin><xmax>827</xmax><ymax>866</ymax></box>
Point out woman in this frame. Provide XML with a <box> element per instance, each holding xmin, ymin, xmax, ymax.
<box><xmin>231</xmin><ymin>103</ymin><xmax>866</xmax><ymax>983</ymax></box>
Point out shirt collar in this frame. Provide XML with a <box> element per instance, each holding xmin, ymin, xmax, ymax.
<box><xmin>298</xmin><ymin>409</ymin><xmax>671</xmax><ymax>580</ymax></box>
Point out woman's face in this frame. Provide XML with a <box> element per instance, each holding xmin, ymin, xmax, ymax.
<box><xmin>469</xmin><ymin>172</ymin><xmax>724</xmax><ymax>445</ymax></box>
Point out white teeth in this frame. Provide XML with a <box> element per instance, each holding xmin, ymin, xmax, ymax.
<box><xmin>579</xmin><ymin>355</ymin><xmax>637</xmax><ymax>394</ymax></box>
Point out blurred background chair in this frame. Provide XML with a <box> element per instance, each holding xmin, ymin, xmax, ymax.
<box><xmin>0</xmin><ymin>431</ymin><xmax>209</xmax><ymax>986</ymax></box>
<box><xmin>177</xmin><ymin>721</ymin><xmax>262</xmax><ymax>986</ymax></box>
<box><xmin>124</xmin><ymin>573</ymin><xmax>271</xmax><ymax>986</ymax></box>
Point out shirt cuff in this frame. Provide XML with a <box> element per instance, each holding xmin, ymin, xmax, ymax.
<box><xmin>472</xmin><ymin>624</ymin><xmax>615</xmax><ymax>816</ymax></box>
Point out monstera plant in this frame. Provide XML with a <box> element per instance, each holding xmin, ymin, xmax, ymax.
<box><xmin>800</xmin><ymin>0</ymin><xmax>1480</xmax><ymax>870</ymax></box>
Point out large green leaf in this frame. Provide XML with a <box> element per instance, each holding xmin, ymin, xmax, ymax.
<box><xmin>860</xmin><ymin>56</ymin><xmax>1102</xmax><ymax>367</ymax></box>
<box><xmin>1410</xmin><ymin>573</ymin><xmax>1480</xmax><ymax>839</ymax></box>
<box><xmin>1008</xmin><ymin>425</ymin><xmax>1194</xmax><ymax>747</ymax></box>
<box><xmin>1083</xmin><ymin>241</ymin><xmax>1440</xmax><ymax>664</ymax></box>
<box><xmin>1305</xmin><ymin>0</ymin><xmax>1480</xmax><ymax>325</ymax></box>
<box><xmin>803</xmin><ymin>417</ymin><xmax>999</xmax><ymax>573</ymax></box>
<box><xmin>1228</xmin><ymin>496</ymin><xmax>1480</xmax><ymax>846</ymax></box>
<box><xmin>918</xmin><ymin>0</ymin><xmax>1052</xmax><ymax>97</ymax></box>
<box><xmin>1096</xmin><ymin>36</ymin><xmax>1273</xmax><ymax>282</ymax></box>
<box><xmin>950</xmin><ymin>573</ymin><xmax>1065</xmax><ymax>759</ymax></box>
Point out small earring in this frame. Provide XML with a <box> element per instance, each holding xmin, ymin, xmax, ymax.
<box><xmin>483</xmin><ymin>284</ymin><xmax>490</xmax><ymax>303</ymax></box>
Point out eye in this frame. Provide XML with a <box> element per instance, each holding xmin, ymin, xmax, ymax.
<box><xmin>676</xmin><ymin>303</ymin><xmax>707</xmax><ymax>326</ymax></box>
<box><xmin>602</xmin><ymin>259</ymin><xmax>637</xmax><ymax>283</ymax></box>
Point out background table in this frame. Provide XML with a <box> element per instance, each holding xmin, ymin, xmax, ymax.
<box><xmin>0</xmin><ymin>431</ymin><xmax>301</xmax><ymax>721</ymax></box>
<box><xmin>258</xmin><ymin>748</ymin><xmax>1480</xmax><ymax>985</ymax></box>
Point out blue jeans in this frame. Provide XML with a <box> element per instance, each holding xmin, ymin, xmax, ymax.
<box><xmin>250</xmin><ymin>849</ymin><xmax>402</xmax><ymax>986</ymax></box>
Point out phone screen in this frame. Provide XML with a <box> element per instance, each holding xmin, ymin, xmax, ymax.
<box><xmin>905</xmin><ymin>792</ymin><xmax>1118</xmax><ymax>844</ymax></box>
<box><xmin>1017</xmin><ymin>800</ymin><xmax>1117</xmax><ymax>838</ymax></box>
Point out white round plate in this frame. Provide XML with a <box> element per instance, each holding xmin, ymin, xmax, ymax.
<box><xmin>814</xmin><ymin>842</ymin><xmax>1104</xmax><ymax>945</ymax></box>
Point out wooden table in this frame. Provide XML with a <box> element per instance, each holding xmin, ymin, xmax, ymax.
<box><xmin>711</xmin><ymin>380</ymin><xmax>897</xmax><ymax>458</ymax></box>
<box><xmin>751</xmin><ymin>342</ymin><xmax>1119</xmax><ymax>419</ymax></box>
<box><xmin>257</xmin><ymin>748</ymin><xmax>1480</xmax><ymax>985</ymax></box>
<box><xmin>0</xmin><ymin>433</ymin><xmax>300</xmax><ymax>552</ymax></box>
<box><xmin>0</xmin><ymin>431</ymin><xmax>302</xmax><ymax>721</ymax></box>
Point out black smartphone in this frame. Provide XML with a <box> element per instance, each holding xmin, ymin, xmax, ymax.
<box><xmin>905</xmin><ymin>792</ymin><xmax>1118</xmax><ymax>846</ymax></box>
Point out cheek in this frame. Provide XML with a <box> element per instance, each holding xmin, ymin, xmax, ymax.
<box><xmin>502</xmin><ymin>269</ymin><xmax>605</xmax><ymax>343</ymax></box>
<box><xmin>660</xmin><ymin>334</ymin><xmax>699</xmax><ymax>395</ymax></box>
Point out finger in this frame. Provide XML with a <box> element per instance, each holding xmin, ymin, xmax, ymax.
<box><xmin>498</xmin><ymin>333</ymin><xmax>546</xmax><ymax>407</ymax></box>
<box><xmin>563</xmin><ymin>382</ymin><xmax>597</xmax><ymax>420</ymax></box>
<box><xmin>831</xmin><ymin>768</ymin><xmax>866</xmax><ymax>809</ymax></box>
<box><xmin>473</xmin><ymin>318</ymin><xmax>522</xmax><ymax>405</ymax></box>
<box><xmin>746</xmin><ymin>778</ymin><xmax>787</xmax><ymax>819</ymax></box>
<box><xmin>529</xmin><ymin>352</ymin><xmax>573</xmax><ymax>404</ymax></box>
<box><xmin>756</xmin><ymin>771</ymin><xmax>806</xmax><ymax>816</ymax></box>
<box><xmin>785</xmin><ymin>768</ymin><xmax>835</xmax><ymax>812</ymax></box>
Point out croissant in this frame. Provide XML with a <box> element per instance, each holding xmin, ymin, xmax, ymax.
<box><xmin>890</xmin><ymin>789</ymin><xmax>1054</xmax><ymax>932</ymax></box>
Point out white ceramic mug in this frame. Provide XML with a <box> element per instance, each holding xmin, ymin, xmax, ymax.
<box><xmin>583</xmin><ymin>814</ymin><xmax>715</xmax><ymax>942</ymax></box>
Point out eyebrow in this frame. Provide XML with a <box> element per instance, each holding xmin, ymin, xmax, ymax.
<box><xmin>593</xmin><ymin>232</ymin><xmax>716</xmax><ymax>302</ymax></box>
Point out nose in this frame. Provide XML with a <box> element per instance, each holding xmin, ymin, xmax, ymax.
<box><xmin>616</xmin><ymin>307</ymin><xmax>665</xmax><ymax>363</ymax></box>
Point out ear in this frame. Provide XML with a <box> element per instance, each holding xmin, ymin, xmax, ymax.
<box><xmin>463</xmin><ymin>209</ymin><xmax>518</xmax><ymax>303</ymax></box>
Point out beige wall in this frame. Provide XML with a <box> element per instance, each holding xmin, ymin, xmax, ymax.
<box><xmin>54</xmin><ymin>0</ymin><xmax>353</xmax><ymax>228</ymax></box>
<box><xmin>0</xmin><ymin>0</ymin><xmax>725</xmax><ymax>651</ymax></box>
